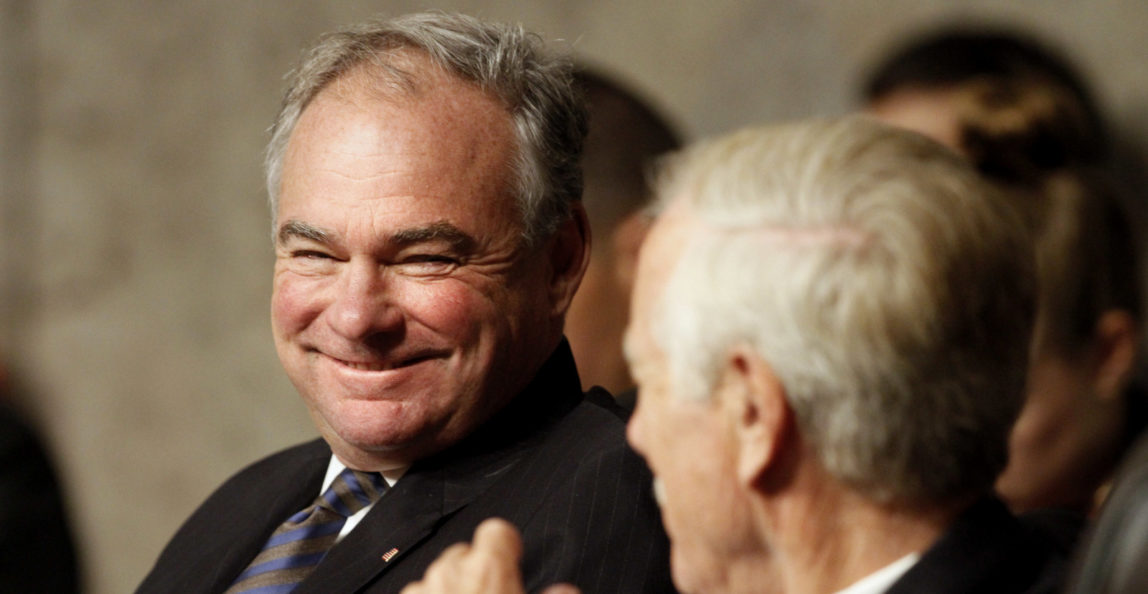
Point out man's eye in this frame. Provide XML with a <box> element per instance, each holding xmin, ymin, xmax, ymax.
<box><xmin>293</xmin><ymin>250</ymin><xmax>334</xmax><ymax>260</ymax></box>
<box><xmin>399</xmin><ymin>254</ymin><xmax>460</xmax><ymax>275</ymax></box>
<box><xmin>406</xmin><ymin>255</ymin><xmax>456</xmax><ymax>264</ymax></box>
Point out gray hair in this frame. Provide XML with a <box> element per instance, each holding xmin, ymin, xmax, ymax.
<box><xmin>265</xmin><ymin>11</ymin><xmax>587</xmax><ymax>245</ymax></box>
<box><xmin>651</xmin><ymin>116</ymin><xmax>1037</xmax><ymax>504</ymax></box>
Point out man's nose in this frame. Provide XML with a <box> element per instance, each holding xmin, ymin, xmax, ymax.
<box><xmin>325</xmin><ymin>260</ymin><xmax>403</xmax><ymax>340</ymax></box>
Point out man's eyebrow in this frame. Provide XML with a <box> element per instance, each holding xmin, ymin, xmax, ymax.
<box><xmin>390</xmin><ymin>221</ymin><xmax>476</xmax><ymax>251</ymax></box>
<box><xmin>277</xmin><ymin>220</ymin><xmax>333</xmax><ymax>246</ymax></box>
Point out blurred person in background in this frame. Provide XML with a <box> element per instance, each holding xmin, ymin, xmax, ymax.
<box><xmin>863</xmin><ymin>26</ymin><xmax>1110</xmax><ymax>167</ymax></box>
<box><xmin>0</xmin><ymin>359</ymin><xmax>82</xmax><ymax>592</ymax></box>
<box><xmin>863</xmin><ymin>27</ymin><xmax>1145</xmax><ymax>532</ymax></box>
<box><xmin>565</xmin><ymin>68</ymin><xmax>682</xmax><ymax>400</ymax></box>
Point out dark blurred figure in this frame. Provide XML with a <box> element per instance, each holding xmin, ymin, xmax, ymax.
<box><xmin>0</xmin><ymin>362</ymin><xmax>82</xmax><ymax>592</ymax></box>
<box><xmin>862</xmin><ymin>25</ymin><xmax>1146</xmax><ymax>546</ymax></box>
<box><xmin>864</xmin><ymin>25</ymin><xmax>1148</xmax><ymax>233</ymax></box>
<box><xmin>1065</xmin><ymin>431</ymin><xmax>1148</xmax><ymax>594</ymax></box>
<box><xmin>566</xmin><ymin>69</ymin><xmax>681</xmax><ymax>397</ymax></box>
<box><xmin>863</xmin><ymin>27</ymin><xmax>1111</xmax><ymax>167</ymax></box>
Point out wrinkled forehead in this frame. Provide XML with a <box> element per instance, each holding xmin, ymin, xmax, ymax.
<box><xmin>281</xmin><ymin>59</ymin><xmax>519</xmax><ymax>196</ymax></box>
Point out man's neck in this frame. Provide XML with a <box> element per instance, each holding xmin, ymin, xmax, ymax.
<box><xmin>767</xmin><ymin>479</ymin><xmax>963</xmax><ymax>593</ymax></box>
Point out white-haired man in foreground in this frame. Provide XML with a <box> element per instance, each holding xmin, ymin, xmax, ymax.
<box><xmin>401</xmin><ymin>117</ymin><xmax>1068</xmax><ymax>594</ymax></box>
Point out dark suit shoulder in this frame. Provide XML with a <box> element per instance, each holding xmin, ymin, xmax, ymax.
<box><xmin>0</xmin><ymin>406</ymin><xmax>81</xmax><ymax>593</ymax></box>
<box><xmin>887</xmin><ymin>497</ymin><xmax>1068</xmax><ymax>594</ymax></box>
<box><xmin>136</xmin><ymin>438</ymin><xmax>329</xmax><ymax>594</ymax></box>
<box><xmin>161</xmin><ymin>438</ymin><xmax>329</xmax><ymax>530</ymax></box>
<box><xmin>512</xmin><ymin>394</ymin><xmax>675</xmax><ymax>593</ymax></box>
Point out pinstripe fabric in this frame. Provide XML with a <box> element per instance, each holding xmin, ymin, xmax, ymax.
<box><xmin>136</xmin><ymin>344</ymin><xmax>677</xmax><ymax>594</ymax></box>
<box><xmin>225</xmin><ymin>469</ymin><xmax>386</xmax><ymax>593</ymax></box>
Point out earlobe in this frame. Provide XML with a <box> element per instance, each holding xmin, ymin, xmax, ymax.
<box><xmin>547</xmin><ymin>203</ymin><xmax>592</xmax><ymax>317</ymax></box>
<box><xmin>722</xmin><ymin>346</ymin><xmax>791</xmax><ymax>489</ymax></box>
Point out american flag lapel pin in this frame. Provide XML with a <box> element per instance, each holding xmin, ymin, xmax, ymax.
<box><xmin>381</xmin><ymin>548</ymin><xmax>400</xmax><ymax>562</ymax></box>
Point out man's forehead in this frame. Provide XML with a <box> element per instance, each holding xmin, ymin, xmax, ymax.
<box><xmin>629</xmin><ymin>209</ymin><xmax>691</xmax><ymax>360</ymax></box>
<box><xmin>276</xmin><ymin>58</ymin><xmax>522</xmax><ymax>235</ymax></box>
<box><xmin>639</xmin><ymin>203</ymin><xmax>694</xmax><ymax>271</ymax></box>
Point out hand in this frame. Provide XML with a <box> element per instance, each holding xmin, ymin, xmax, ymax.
<box><xmin>400</xmin><ymin>518</ymin><xmax>581</xmax><ymax>594</ymax></box>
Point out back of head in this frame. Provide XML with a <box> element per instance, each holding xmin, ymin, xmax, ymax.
<box><xmin>1019</xmin><ymin>170</ymin><xmax>1141</xmax><ymax>360</ymax></box>
<box><xmin>862</xmin><ymin>25</ymin><xmax>1108</xmax><ymax>165</ymax></box>
<box><xmin>651</xmin><ymin>116</ymin><xmax>1037</xmax><ymax>504</ymax></box>
<box><xmin>265</xmin><ymin>11</ymin><xmax>588</xmax><ymax>245</ymax></box>
<box><xmin>575</xmin><ymin>68</ymin><xmax>682</xmax><ymax>236</ymax></box>
<box><xmin>955</xmin><ymin>76</ymin><xmax>1099</xmax><ymax>184</ymax></box>
<box><xmin>922</xmin><ymin>69</ymin><xmax>1140</xmax><ymax>359</ymax></box>
<box><xmin>867</xmin><ymin>38</ymin><xmax>1143</xmax><ymax>512</ymax></box>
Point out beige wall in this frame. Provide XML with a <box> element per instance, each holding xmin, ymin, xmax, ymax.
<box><xmin>1</xmin><ymin>1</ymin><xmax>1145</xmax><ymax>592</ymax></box>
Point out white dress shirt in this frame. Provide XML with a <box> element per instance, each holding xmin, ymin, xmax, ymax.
<box><xmin>834</xmin><ymin>552</ymin><xmax>920</xmax><ymax>594</ymax></box>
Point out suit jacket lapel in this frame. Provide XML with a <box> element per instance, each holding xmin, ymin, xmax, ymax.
<box><xmin>296</xmin><ymin>466</ymin><xmax>444</xmax><ymax>593</ymax></box>
<box><xmin>297</xmin><ymin>444</ymin><xmax>534</xmax><ymax>592</ymax></box>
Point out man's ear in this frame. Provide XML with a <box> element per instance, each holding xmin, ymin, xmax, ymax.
<box><xmin>719</xmin><ymin>345</ymin><xmax>792</xmax><ymax>489</ymax></box>
<box><xmin>547</xmin><ymin>202</ymin><xmax>591</xmax><ymax>317</ymax></box>
<box><xmin>1091</xmin><ymin>309</ymin><xmax>1140</xmax><ymax>401</ymax></box>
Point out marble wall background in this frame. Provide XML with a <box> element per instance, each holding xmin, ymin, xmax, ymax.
<box><xmin>1</xmin><ymin>1</ymin><xmax>1145</xmax><ymax>592</ymax></box>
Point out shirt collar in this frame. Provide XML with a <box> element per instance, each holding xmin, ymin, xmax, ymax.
<box><xmin>322</xmin><ymin>456</ymin><xmax>408</xmax><ymax>493</ymax></box>
<box><xmin>834</xmin><ymin>552</ymin><xmax>920</xmax><ymax>594</ymax></box>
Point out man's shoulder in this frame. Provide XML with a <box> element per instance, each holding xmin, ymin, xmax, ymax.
<box><xmin>137</xmin><ymin>438</ymin><xmax>330</xmax><ymax>593</ymax></box>
<box><xmin>437</xmin><ymin>387</ymin><xmax>671</xmax><ymax>593</ymax></box>
<box><xmin>169</xmin><ymin>437</ymin><xmax>329</xmax><ymax>530</ymax></box>
<box><xmin>484</xmin><ymin>384</ymin><xmax>655</xmax><ymax>534</ymax></box>
<box><xmin>887</xmin><ymin>497</ymin><xmax>1068</xmax><ymax>594</ymax></box>
<box><xmin>184</xmin><ymin>437</ymin><xmax>329</xmax><ymax>506</ymax></box>
<box><xmin>553</xmin><ymin>387</ymin><xmax>631</xmax><ymax>439</ymax></box>
<box><xmin>522</xmin><ymin>386</ymin><xmax>647</xmax><ymax>477</ymax></box>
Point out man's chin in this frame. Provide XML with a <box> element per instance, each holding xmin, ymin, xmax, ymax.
<box><xmin>321</xmin><ymin>414</ymin><xmax>457</xmax><ymax>467</ymax></box>
<box><xmin>325</xmin><ymin>433</ymin><xmax>422</xmax><ymax>470</ymax></box>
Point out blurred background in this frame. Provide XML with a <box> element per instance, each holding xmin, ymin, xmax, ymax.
<box><xmin>0</xmin><ymin>1</ymin><xmax>1144</xmax><ymax>592</ymax></box>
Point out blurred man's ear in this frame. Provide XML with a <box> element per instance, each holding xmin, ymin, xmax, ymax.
<box><xmin>721</xmin><ymin>345</ymin><xmax>793</xmax><ymax>490</ymax></box>
<box><xmin>1091</xmin><ymin>309</ymin><xmax>1140</xmax><ymax>401</ymax></box>
<box><xmin>547</xmin><ymin>202</ymin><xmax>592</xmax><ymax>317</ymax></box>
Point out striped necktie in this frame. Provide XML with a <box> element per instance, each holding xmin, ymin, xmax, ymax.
<box><xmin>226</xmin><ymin>468</ymin><xmax>388</xmax><ymax>593</ymax></box>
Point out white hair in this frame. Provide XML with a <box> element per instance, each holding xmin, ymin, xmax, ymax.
<box><xmin>651</xmin><ymin>117</ymin><xmax>1037</xmax><ymax>503</ymax></box>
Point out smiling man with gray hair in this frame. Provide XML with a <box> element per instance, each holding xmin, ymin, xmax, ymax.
<box><xmin>401</xmin><ymin>116</ymin><xmax>1068</xmax><ymax>594</ymax></box>
<box><xmin>137</xmin><ymin>11</ymin><xmax>674</xmax><ymax>594</ymax></box>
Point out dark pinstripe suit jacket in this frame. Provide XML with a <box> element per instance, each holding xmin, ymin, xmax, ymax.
<box><xmin>136</xmin><ymin>345</ymin><xmax>676</xmax><ymax>594</ymax></box>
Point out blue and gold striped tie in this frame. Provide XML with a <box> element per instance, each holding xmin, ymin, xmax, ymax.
<box><xmin>226</xmin><ymin>468</ymin><xmax>388</xmax><ymax>593</ymax></box>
